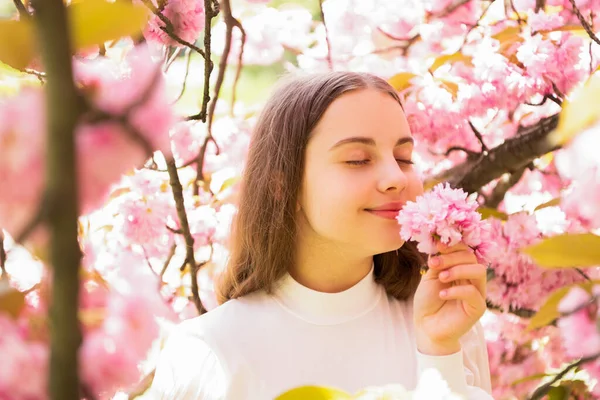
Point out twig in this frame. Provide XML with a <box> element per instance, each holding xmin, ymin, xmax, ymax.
<box><xmin>183</xmin><ymin>0</ymin><xmax>219</xmax><ymax>122</ymax></box>
<box><xmin>14</xmin><ymin>198</ymin><xmax>47</xmax><ymax>245</ymax></box>
<box><xmin>0</xmin><ymin>231</ymin><xmax>7</xmax><ymax>280</ymax></box>
<box><xmin>173</xmin><ymin>48</ymin><xmax>193</xmax><ymax>104</ymax></box>
<box><xmin>434</xmin><ymin>0</ymin><xmax>471</xmax><ymax>18</ymax></box>
<box><xmin>576</xmin><ymin>268</ymin><xmax>591</xmax><ymax>281</ymax></box>
<box><xmin>375</xmin><ymin>29</ymin><xmax>421</xmax><ymax>56</ymax></box>
<box><xmin>190</xmin><ymin>0</ymin><xmax>235</xmax><ymax>195</ymax></box>
<box><xmin>458</xmin><ymin>0</ymin><xmax>495</xmax><ymax>51</ymax></box>
<box><xmin>535</xmin><ymin>0</ymin><xmax>545</xmax><ymax>12</ymax></box>
<box><xmin>160</xmin><ymin>244</ymin><xmax>177</xmax><ymax>279</ymax></box>
<box><xmin>486</xmin><ymin>300</ymin><xmax>537</xmax><ymax>319</ymax></box>
<box><xmin>318</xmin><ymin>0</ymin><xmax>333</xmax><ymax>70</ymax></box>
<box><xmin>13</xmin><ymin>0</ymin><xmax>30</xmax><ymax>19</ymax></box>
<box><xmin>165</xmin><ymin>157</ymin><xmax>206</xmax><ymax>315</ymax></box>
<box><xmin>141</xmin><ymin>0</ymin><xmax>206</xmax><ymax>58</ymax></box>
<box><xmin>468</xmin><ymin>120</ymin><xmax>489</xmax><ymax>152</ymax></box>
<box><xmin>230</xmin><ymin>18</ymin><xmax>246</xmax><ymax>114</ymax></box>
<box><xmin>528</xmin><ymin>352</ymin><xmax>600</xmax><ymax>400</ymax></box>
<box><xmin>30</xmin><ymin>1</ymin><xmax>84</xmax><ymax>399</ymax></box>
<box><xmin>567</xmin><ymin>0</ymin><xmax>600</xmax><ymax>46</ymax></box>
<box><xmin>431</xmin><ymin>146</ymin><xmax>480</xmax><ymax>157</ymax></box>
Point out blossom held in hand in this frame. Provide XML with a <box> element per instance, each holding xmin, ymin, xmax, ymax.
<box><xmin>396</xmin><ymin>183</ymin><xmax>494</xmax><ymax>264</ymax></box>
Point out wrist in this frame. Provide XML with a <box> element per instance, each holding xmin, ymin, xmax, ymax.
<box><xmin>416</xmin><ymin>336</ymin><xmax>461</xmax><ymax>356</ymax></box>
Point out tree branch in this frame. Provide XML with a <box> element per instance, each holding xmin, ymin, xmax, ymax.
<box><xmin>318</xmin><ymin>0</ymin><xmax>333</xmax><ymax>70</ymax></box>
<box><xmin>486</xmin><ymin>300</ymin><xmax>537</xmax><ymax>319</ymax></box>
<box><xmin>428</xmin><ymin>114</ymin><xmax>560</xmax><ymax>194</ymax></box>
<box><xmin>484</xmin><ymin>164</ymin><xmax>528</xmax><ymax>208</ymax></box>
<box><xmin>30</xmin><ymin>1</ymin><xmax>83</xmax><ymax>399</ymax></box>
<box><xmin>165</xmin><ymin>157</ymin><xmax>206</xmax><ymax>315</ymax></box>
<box><xmin>13</xmin><ymin>0</ymin><xmax>30</xmax><ymax>20</ymax></box>
<box><xmin>140</xmin><ymin>0</ymin><xmax>206</xmax><ymax>58</ymax></box>
<box><xmin>0</xmin><ymin>230</ymin><xmax>7</xmax><ymax>280</ymax></box>
<box><xmin>185</xmin><ymin>0</ymin><xmax>219</xmax><ymax>122</ymax></box>
<box><xmin>568</xmin><ymin>0</ymin><xmax>600</xmax><ymax>46</ymax></box>
<box><xmin>230</xmin><ymin>18</ymin><xmax>246</xmax><ymax>113</ymax></box>
<box><xmin>190</xmin><ymin>0</ymin><xmax>236</xmax><ymax>195</ymax></box>
<box><xmin>528</xmin><ymin>352</ymin><xmax>600</xmax><ymax>400</ymax></box>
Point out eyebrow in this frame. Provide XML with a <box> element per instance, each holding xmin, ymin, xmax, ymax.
<box><xmin>329</xmin><ymin>136</ymin><xmax>414</xmax><ymax>151</ymax></box>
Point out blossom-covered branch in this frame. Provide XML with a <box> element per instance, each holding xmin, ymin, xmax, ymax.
<box><xmin>429</xmin><ymin>114</ymin><xmax>560</xmax><ymax>194</ymax></box>
<box><xmin>0</xmin><ymin>230</ymin><xmax>7</xmax><ymax>279</ymax></box>
<box><xmin>318</xmin><ymin>0</ymin><xmax>333</xmax><ymax>70</ymax></box>
<box><xmin>528</xmin><ymin>352</ymin><xmax>600</xmax><ymax>400</ymax></box>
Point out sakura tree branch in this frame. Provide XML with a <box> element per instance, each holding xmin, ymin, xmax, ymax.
<box><xmin>318</xmin><ymin>0</ymin><xmax>333</xmax><ymax>70</ymax></box>
<box><xmin>13</xmin><ymin>0</ymin><xmax>30</xmax><ymax>19</ymax></box>
<box><xmin>486</xmin><ymin>300</ymin><xmax>537</xmax><ymax>319</ymax></box>
<box><xmin>165</xmin><ymin>157</ymin><xmax>206</xmax><ymax>315</ymax></box>
<box><xmin>0</xmin><ymin>231</ymin><xmax>7</xmax><ymax>280</ymax></box>
<box><xmin>528</xmin><ymin>352</ymin><xmax>600</xmax><ymax>400</ymax></box>
<box><xmin>230</xmin><ymin>18</ymin><xmax>246</xmax><ymax>113</ymax></box>
<box><xmin>484</xmin><ymin>164</ymin><xmax>528</xmax><ymax>208</ymax></box>
<box><xmin>429</xmin><ymin>114</ymin><xmax>560</xmax><ymax>194</ymax></box>
<box><xmin>174</xmin><ymin>48</ymin><xmax>193</xmax><ymax>104</ymax></box>
<box><xmin>568</xmin><ymin>0</ymin><xmax>600</xmax><ymax>46</ymax></box>
<box><xmin>190</xmin><ymin>0</ymin><xmax>237</xmax><ymax>195</ymax></box>
<box><xmin>140</xmin><ymin>0</ymin><xmax>206</xmax><ymax>58</ymax></box>
<box><xmin>185</xmin><ymin>0</ymin><xmax>219</xmax><ymax>122</ymax></box>
<box><xmin>30</xmin><ymin>0</ymin><xmax>83</xmax><ymax>399</ymax></box>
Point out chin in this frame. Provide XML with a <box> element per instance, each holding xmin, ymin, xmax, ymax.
<box><xmin>370</xmin><ymin>237</ymin><xmax>406</xmax><ymax>255</ymax></box>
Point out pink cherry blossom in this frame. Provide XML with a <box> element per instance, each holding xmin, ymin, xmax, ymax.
<box><xmin>557</xmin><ymin>286</ymin><xmax>600</xmax><ymax>359</ymax></box>
<box><xmin>144</xmin><ymin>0</ymin><xmax>205</xmax><ymax>47</ymax></box>
<box><xmin>397</xmin><ymin>183</ymin><xmax>495</xmax><ymax>263</ymax></box>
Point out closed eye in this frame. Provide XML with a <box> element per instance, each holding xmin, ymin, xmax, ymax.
<box><xmin>345</xmin><ymin>159</ymin><xmax>414</xmax><ymax>166</ymax></box>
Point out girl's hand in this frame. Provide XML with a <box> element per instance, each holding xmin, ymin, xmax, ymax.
<box><xmin>412</xmin><ymin>242</ymin><xmax>487</xmax><ymax>355</ymax></box>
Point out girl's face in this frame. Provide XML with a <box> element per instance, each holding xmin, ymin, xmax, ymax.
<box><xmin>297</xmin><ymin>89</ymin><xmax>423</xmax><ymax>256</ymax></box>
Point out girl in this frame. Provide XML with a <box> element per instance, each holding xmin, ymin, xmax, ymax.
<box><xmin>150</xmin><ymin>72</ymin><xmax>493</xmax><ymax>399</ymax></box>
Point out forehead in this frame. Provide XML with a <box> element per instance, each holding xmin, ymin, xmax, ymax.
<box><xmin>309</xmin><ymin>88</ymin><xmax>411</xmax><ymax>145</ymax></box>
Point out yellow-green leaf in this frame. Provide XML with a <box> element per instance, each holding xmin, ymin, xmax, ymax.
<box><xmin>0</xmin><ymin>20</ymin><xmax>35</xmax><ymax>70</ymax></box>
<box><xmin>492</xmin><ymin>26</ymin><xmax>521</xmax><ymax>43</ymax></box>
<box><xmin>437</xmin><ymin>78</ymin><xmax>460</xmax><ymax>99</ymax></box>
<box><xmin>68</xmin><ymin>0</ymin><xmax>148</xmax><ymax>50</ymax></box>
<box><xmin>522</xmin><ymin>233</ymin><xmax>600</xmax><ymax>268</ymax></box>
<box><xmin>0</xmin><ymin>280</ymin><xmax>26</xmax><ymax>319</ymax></box>
<box><xmin>511</xmin><ymin>373</ymin><xmax>550</xmax><ymax>386</ymax></box>
<box><xmin>388</xmin><ymin>72</ymin><xmax>417</xmax><ymax>91</ymax></box>
<box><xmin>527</xmin><ymin>280</ymin><xmax>600</xmax><ymax>330</ymax></box>
<box><xmin>548</xmin><ymin>74</ymin><xmax>600</xmax><ymax>146</ymax></box>
<box><xmin>429</xmin><ymin>52</ymin><xmax>472</xmax><ymax>73</ymax></box>
<box><xmin>275</xmin><ymin>386</ymin><xmax>352</xmax><ymax>400</ymax></box>
<box><xmin>478</xmin><ymin>207</ymin><xmax>508</xmax><ymax>220</ymax></box>
<box><xmin>534</xmin><ymin>197</ymin><xmax>561</xmax><ymax>211</ymax></box>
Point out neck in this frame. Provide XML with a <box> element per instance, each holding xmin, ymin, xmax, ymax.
<box><xmin>291</xmin><ymin>226</ymin><xmax>373</xmax><ymax>293</ymax></box>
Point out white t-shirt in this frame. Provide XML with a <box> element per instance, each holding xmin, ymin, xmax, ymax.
<box><xmin>149</xmin><ymin>266</ymin><xmax>493</xmax><ymax>399</ymax></box>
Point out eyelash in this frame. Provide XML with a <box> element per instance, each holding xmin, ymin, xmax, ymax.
<box><xmin>346</xmin><ymin>159</ymin><xmax>414</xmax><ymax>166</ymax></box>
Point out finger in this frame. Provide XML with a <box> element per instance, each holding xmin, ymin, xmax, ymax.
<box><xmin>438</xmin><ymin>264</ymin><xmax>486</xmax><ymax>295</ymax></box>
<box><xmin>439</xmin><ymin>285</ymin><xmax>486</xmax><ymax>317</ymax></box>
<box><xmin>428</xmin><ymin>250</ymin><xmax>478</xmax><ymax>270</ymax></box>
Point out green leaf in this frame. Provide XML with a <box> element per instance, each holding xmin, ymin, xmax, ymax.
<box><xmin>275</xmin><ymin>386</ymin><xmax>352</xmax><ymax>400</ymax></box>
<box><xmin>527</xmin><ymin>280</ymin><xmax>600</xmax><ymax>330</ymax></box>
<box><xmin>388</xmin><ymin>72</ymin><xmax>417</xmax><ymax>92</ymax></box>
<box><xmin>68</xmin><ymin>0</ymin><xmax>148</xmax><ymax>50</ymax></box>
<box><xmin>0</xmin><ymin>20</ymin><xmax>35</xmax><ymax>70</ymax></box>
<box><xmin>511</xmin><ymin>373</ymin><xmax>550</xmax><ymax>386</ymax></box>
<box><xmin>218</xmin><ymin>176</ymin><xmax>240</xmax><ymax>193</ymax></box>
<box><xmin>534</xmin><ymin>197</ymin><xmax>561</xmax><ymax>211</ymax></box>
<box><xmin>429</xmin><ymin>52</ymin><xmax>472</xmax><ymax>73</ymax></box>
<box><xmin>548</xmin><ymin>385</ymin><xmax>569</xmax><ymax>400</ymax></box>
<box><xmin>478</xmin><ymin>207</ymin><xmax>508</xmax><ymax>220</ymax></box>
<box><xmin>521</xmin><ymin>233</ymin><xmax>600</xmax><ymax>268</ymax></box>
<box><xmin>548</xmin><ymin>74</ymin><xmax>600</xmax><ymax>146</ymax></box>
<box><xmin>0</xmin><ymin>279</ymin><xmax>26</xmax><ymax>319</ymax></box>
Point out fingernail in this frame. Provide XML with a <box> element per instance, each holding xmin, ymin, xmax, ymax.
<box><xmin>430</xmin><ymin>257</ymin><xmax>440</xmax><ymax>267</ymax></box>
<box><xmin>439</xmin><ymin>271</ymin><xmax>449</xmax><ymax>280</ymax></box>
<box><xmin>439</xmin><ymin>290</ymin><xmax>447</xmax><ymax>297</ymax></box>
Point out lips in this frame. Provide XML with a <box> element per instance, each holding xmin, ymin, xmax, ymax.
<box><xmin>365</xmin><ymin>209</ymin><xmax>401</xmax><ymax>220</ymax></box>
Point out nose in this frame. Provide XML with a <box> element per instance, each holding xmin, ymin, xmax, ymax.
<box><xmin>377</xmin><ymin>157</ymin><xmax>408</xmax><ymax>194</ymax></box>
